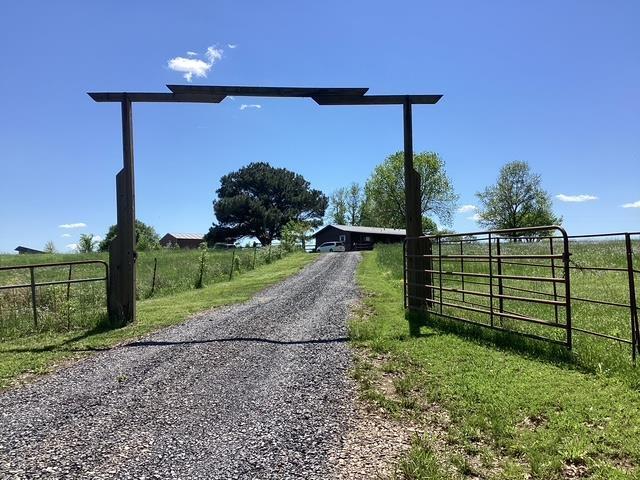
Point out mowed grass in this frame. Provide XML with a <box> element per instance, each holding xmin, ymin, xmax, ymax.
<box><xmin>0</xmin><ymin>252</ymin><xmax>315</xmax><ymax>390</ymax></box>
<box><xmin>352</xmin><ymin>247</ymin><xmax>640</xmax><ymax>479</ymax></box>
<box><xmin>0</xmin><ymin>246</ymin><xmax>286</xmax><ymax>337</ymax></box>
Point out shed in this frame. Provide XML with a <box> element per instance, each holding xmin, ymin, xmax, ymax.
<box><xmin>311</xmin><ymin>225</ymin><xmax>406</xmax><ymax>251</ymax></box>
<box><xmin>159</xmin><ymin>233</ymin><xmax>204</xmax><ymax>249</ymax></box>
<box><xmin>15</xmin><ymin>246</ymin><xmax>45</xmax><ymax>254</ymax></box>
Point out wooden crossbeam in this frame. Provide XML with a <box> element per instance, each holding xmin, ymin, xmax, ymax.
<box><xmin>167</xmin><ymin>85</ymin><xmax>369</xmax><ymax>98</ymax></box>
<box><xmin>88</xmin><ymin>92</ymin><xmax>226</xmax><ymax>103</ymax></box>
<box><xmin>312</xmin><ymin>94</ymin><xmax>442</xmax><ymax>105</ymax></box>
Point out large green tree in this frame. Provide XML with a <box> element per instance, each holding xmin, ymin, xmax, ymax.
<box><xmin>476</xmin><ymin>161</ymin><xmax>561</xmax><ymax>235</ymax></box>
<box><xmin>328</xmin><ymin>182</ymin><xmax>364</xmax><ymax>225</ymax></box>
<box><xmin>98</xmin><ymin>220</ymin><xmax>160</xmax><ymax>252</ymax></box>
<box><xmin>205</xmin><ymin>162</ymin><xmax>327</xmax><ymax>245</ymax></box>
<box><xmin>362</xmin><ymin>151</ymin><xmax>458</xmax><ymax>229</ymax></box>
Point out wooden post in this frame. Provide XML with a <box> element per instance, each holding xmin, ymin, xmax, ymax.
<box><xmin>403</xmin><ymin>98</ymin><xmax>431</xmax><ymax>310</ymax></box>
<box><xmin>108</xmin><ymin>97</ymin><xmax>137</xmax><ymax>325</ymax></box>
<box><xmin>29</xmin><ymin>267</ymin><xmax>38</xmax><ymax>329</ymax></box>
<box><xmin>229</xmin><ymin>249</ymin><xmax>236</xmax><ymax>281</ymax></box>
<box><xmin>66</xmin><ymin>264</ymin><xmax>73</xmax><ymax>330</ymax></box>
<box><xmin>150</xmin><ymin>257</ymin><xmax>157</xmax><ymax>297</ymax></box>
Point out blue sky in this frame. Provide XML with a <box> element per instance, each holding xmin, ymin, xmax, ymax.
<box><xmin>0</xmin><ymin>0</ymin><xmax>638</xmax><ymax>253</ymax></box>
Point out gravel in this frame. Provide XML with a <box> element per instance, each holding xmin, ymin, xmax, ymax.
<box><xmin>0</xmin><ymin>252</ymin><xmax>362</xmax><ymax>479</ymax></box>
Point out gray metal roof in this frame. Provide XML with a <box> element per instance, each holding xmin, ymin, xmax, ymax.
<box><xmin>313</xmin><ymin>225</ymin><xmax>406</xmax><ymax>237</ymax></box>
<box><xmin>163</xmin><ymin>233</ymin><xmax>205</xmax><ymax>240</ymax></box>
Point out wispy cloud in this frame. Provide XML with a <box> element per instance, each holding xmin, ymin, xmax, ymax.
<box><xmin>205</xmin><ymin>46</ymin><xmax>223</xmax><ymax>62</ymax></box>
<box><xmin>468</xmin><ymin>213</ymin><xmax>482</xmax><ymax>221</ymax></box>
<box><xmin>555</xmin><ymin>194</ymin><xmax>598</xmax><ymax>203</ymax></box>
<box><xmin>65</xmin><ymin>243</ymin><xmax>78</xmax><ymax>251</ymax></box>
<box><xmin>59</xmin><ymin>222</ymin><xmax>86</xmax><ymax>229</ymax></box>
<box><xmin>167</xmin><ymin>45</ymin><xmax>224</xmax><ymax>82</ymax></box>
<box><xmin>61</xmin><ymin>233</ymin><xmax>71</xmax><ymax>238</ymax></box>
<box><xmin>227</xmin><ymin>43</ymin><xmax>237</xmax><ymax>49</ymax></box>
<box><xmin>457</xmin><ymin>204</ymin><xmax>477</xmax><ymax>213</ymax></box>
<box><xmin>240</xmin><ymin>104</ymin><xmax>261</xmax><ymax>110</ymax></box>
<box><xmin>622</xmin><ymin>200</ymin><xmax>640</xmax><ymax>208</ymax></box>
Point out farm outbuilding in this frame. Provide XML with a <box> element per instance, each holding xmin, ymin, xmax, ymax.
<box><xmin>312</xmin><ymin>225</ymin><xmax>406</xmax><ymax>251</ymax></box>
<box><xmin>159</xmin><ymin>233</ymin><xmax>204</xmax><ymax>249</ymax></box>
<box><xmin>14</xmin><ymin>246</ymin><xmax>45</xmax><ymax>254</ymax></box>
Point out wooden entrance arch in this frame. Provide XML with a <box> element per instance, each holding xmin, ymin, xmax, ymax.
<box><xmin>88</xmin><ymin>85</ymin><xmax>442</xmax><ymax>324</ymax></box>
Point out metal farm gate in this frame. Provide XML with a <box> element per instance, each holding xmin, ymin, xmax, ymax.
<box><xmin>403</xmin><ymin>226</ymin><xmax>640</xmax><ymax>359</ymax></box>
<box><xmin>404</xmin><ymin>226</ymin><xmax>573</xmax><ymax>348</ymax></box>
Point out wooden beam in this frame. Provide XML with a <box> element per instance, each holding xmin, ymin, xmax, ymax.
<box><xmin>88</xmin><ymin>92</ymin><xmax>226</xmax><ymax>103</ymax></box>
<box><xmin>167</xmin><ymin>85</ymin><xmax>369</xmax><ymax>97</ymax></box>
<box><xmin>403</xmin><ymin>98</ymin><xmax>432</xmax><ymax>311</ymax></box>
<box><xmin>118</xmin><ymin>98</ymin><xmax>136</xmax><ymax>324</ymax></box>
<box><xmin>313</xmin><ymin>94</ymin><xmax>442</xmax><ymax>105</ymax></box>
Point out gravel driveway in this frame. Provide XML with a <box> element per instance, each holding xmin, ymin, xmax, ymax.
<box><xmin>0</xmin><ymin>252</ymin><xmax>361</xmax><ymax>479</ymax></box>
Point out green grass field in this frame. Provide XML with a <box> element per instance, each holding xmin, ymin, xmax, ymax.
<box><xmin>0</xmin><ymin>246</ymin><xmax>288</xmax><ymax>337</ymax></box>
<box><xmin>0</xmin><ymin>251</ymin><xmax>315</xmax><ymax>390</ymax></box>
<box><xmin>353</xmin><ymin>246</ymin><xmax>640</xmax><ymax>479</ymax></box>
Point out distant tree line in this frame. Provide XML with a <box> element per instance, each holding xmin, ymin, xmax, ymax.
<box><xmin>51</xmin><ymin>155</ymin><xmax>560</xmax><ymax>255</ymax></box>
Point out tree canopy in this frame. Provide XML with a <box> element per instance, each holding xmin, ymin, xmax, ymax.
<box><xmin>328</xmin><ymin>182</ymin><xmax>364</xmax><ymax>226</ymax></box>
<box><xmin>476</xmin><ymin>161</ymin><xmax>561</xmax><ymax>235</ymax></box>
<box><xmin>77</xmin><ymin>234</ymin><xmax>98</xmax><ymax>253</ymax></box>
<box><xmin>98</xmin><ymin>220</ymin><xmax>160</xmax><ymax>252</ymax></box>
<box><xmin>362</xmin><ymin>151</ymin><xmax>458</xmax><ymax>229</ymax></box>
<box><xmin>205</xmin><ymin>162</ymin><xmax>327</xmax><ymax>246</ymax></box>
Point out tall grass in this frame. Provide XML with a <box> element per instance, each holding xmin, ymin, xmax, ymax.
<box><xmin>375</xmin><ymin>239</ymin><xmax>640</xmax><ymax>375</ymax></box>
<box><xmin>0</xmin><ymin>245</ymin><xmax>290</xmax><ymax>338</ymax></box>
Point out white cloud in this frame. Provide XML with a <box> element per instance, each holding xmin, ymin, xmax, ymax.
<box><xmin>167</xmin><ymin>45</ymin><xmax>224</xmax><ymax>82</ymax></box>
<box><xmin>167</xmin><ymin>57</ymin><xmax>212</xmax><ymax>82</ymax></box>
<box><xmin>467</xmin><ymin>213</ymin><xmax>482</xmax><ymax>221</ymax></box>
<box><xmin>240</xmin><ymin>104</ymin><xmax>261</xmax><ymax>110</ymax></box>
<box><xmin>457</xmin><ymin>204</ymin><xmax>477</xmax><ymax>213</ymax></box>
<box><xmin>227</xmin><ymin>43</ymin><xmax>237</xmax><ymax>49</ymax></box>
<box><xmin>59</xmin><ymin>222</ymin><xmax>86</xmax><ymax>229</ymax></box>
<box><xmin>93</xmin><ymin>235</ymin><xmax>103</xmax><ymax>242</ymax></box>
<box><xmin>622</xmin><ymin>200</ymin><xmax>640</xmax><ymax>208</ymax></box>
<box><xmin>555</xmin><ymin>194</ymin><xmax>598</xmax><ymax>203</ymax></box>
<box><xmin>186</xmin><ymin>51</ymin><xmax>198</xmax><ymax>56</ymax></box>
<box><xmin>61</xmin><ymin>233</ymin><xmax>71</xmax><ymax>238</ymax></box>
<box><xmin>206</xmin><ymin>46</ymin><xmax>223</xmax><ymax>62</ymax></box>
<box><xmin>66</xmin><ymin>243</ymin><xmax>78</xmax><ymax>251</ymax></box>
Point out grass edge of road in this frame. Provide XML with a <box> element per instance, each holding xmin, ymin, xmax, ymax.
<box><xmin>0</xmin><ymin>252</ymin><xmax>316</xmax><ymax>390</ymax></box>
<box><xmin>351</xmin><ymin>249</ymin><xmax>640</xmax><ymax>479</ymax></box>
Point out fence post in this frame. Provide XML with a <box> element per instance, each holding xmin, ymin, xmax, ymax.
<box><xmin>460</xmin><ymin>240</ymin><xmax>465</xmax><ymax>302</ymax></box>
<box><xmin>29</xmin><ymin>266</ymin><xmax>38</xmax><ymax>329</ymax></box>
<box><xmin>625</xmin><ymin>233</ymin><xmax>639</xmax><ymax>361</ymax></box>
<box><xmin>438</xmin><ymin>236</ymin><xmax>443</xmax><ymax>314</ymax></box>
<box><xmin>229</xmin><ymin>249</ymin><xmax>236</xmax><ymax>281</ymax></box>
<box><xmin>253</xmin><ymin>245</ymin><xmax>257</xmax><ymax>269</ymax></box>
<box><xmin>402</xmin><ymin>239</ymin><xmax>407</xmax><ymax>309</ymax></box>
<box><xmin>66</xmin><ymin>264</ymin><xmax>73</xmax><ymax>330</ymax></box>
<box><xmin>495</xmin><ymin>237</ymin><xmax>504</xmax><ymax>322</ymax></box>
<box><xmin>150</xmin><ymin>257</ymin><xmax>157</xmax><ymax>297</ymax></box>
<box><xmin>488</xmin><ymin>233</ymin><xmax>494</xmax><ymax>327</ymax></box>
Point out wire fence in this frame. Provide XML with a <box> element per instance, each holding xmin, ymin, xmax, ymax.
<box><xmin>0</xmin><ymin>245</ymin><xmax>290</xmax><ymax>338</ymax></box>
